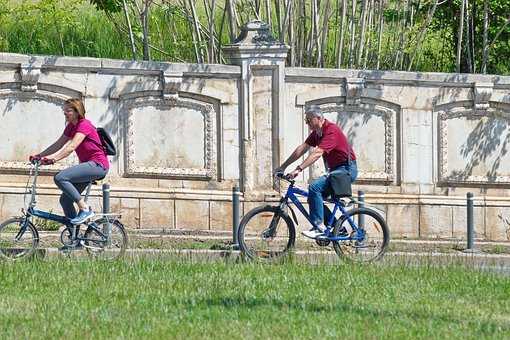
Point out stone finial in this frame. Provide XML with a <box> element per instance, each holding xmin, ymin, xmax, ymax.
<box><xmin>473</xmin><ymin>82</ymin><xmax>493</xmax><ymax>113</ymax></box>
<box><xmin>20</xmin><ymin>63</ymin><xmax>41</xmax><ymax>92</ymax></box>
<box><xmin>232</xmin><ymin>20</ymin><xmax>277</xmax><ymax>45</ymax></box>
<box><xmin>345</xmin><ymin>78</ymin><xmax>365</xmax><ymax>105</ymax></box>
<box><xmin>161</xmin><ymin>71</ymin><xmax>183</xmax><ymax>99</ymax></box>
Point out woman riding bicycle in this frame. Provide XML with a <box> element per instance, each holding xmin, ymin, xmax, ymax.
<box><xmin>29</xmin><ymin>98</ymin><xmax>109</xmax><ymax>225</ymax></box>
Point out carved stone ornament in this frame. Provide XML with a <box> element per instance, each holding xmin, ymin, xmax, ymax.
<box><xmin>124</xmin><ymin>97</ymin><xmax>216</xmax><ymax>179</ymax></box>
<box><xmin>473</xmin><ymin>82</ymin><xmax>493</xmax><ymax>114</ymax></box>
<box><xmin>345</xmin><ymin>78</ymin><xmax>365</xmax><ymax>105</ymax></box>
<box><xmin>20</xmin><ymin>63</ymin><xmax>41</xmax><ymax>92</ymax></box>
<box><xmin>232</xmin><ymin>20</ymin><xmax>278</xmax><ymax>45</ymax></box>
<box><xmin>161</xmin><ymin>71</ymin><xmax>183</xmax><ymax>99</ymax></box>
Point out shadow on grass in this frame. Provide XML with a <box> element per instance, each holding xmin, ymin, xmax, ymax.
<box><xmin>191</xmin><ymin>295</ymin><xmax>508</xmax><ymax>333</ymax></box>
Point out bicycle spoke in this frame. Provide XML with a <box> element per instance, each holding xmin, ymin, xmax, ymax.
<box><xmin>0</xmin><ymin>218</ymin><xmax>39</xmax><ymax>260</ymax></box>
<box><xmin>332</xmin><ymin>208</ymin><xmax>389</xmax><ymax>263</ymax></box>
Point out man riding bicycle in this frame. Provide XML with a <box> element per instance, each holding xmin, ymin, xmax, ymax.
<box><xmin>274</xmin><ymin>105</ymin><xmax>357</xmax><ymax>239</ymax></box>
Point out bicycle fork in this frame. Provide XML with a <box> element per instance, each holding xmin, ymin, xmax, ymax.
<box><xmin>14</xmin><ymin>218</ymin><xmax>31</xmax><ymax>242</ymax></box>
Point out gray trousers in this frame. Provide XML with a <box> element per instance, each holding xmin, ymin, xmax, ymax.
<box><xmin>54</xmin><ymin>161</ymin><xmax>108</xmax><ymax>218</ymax></box>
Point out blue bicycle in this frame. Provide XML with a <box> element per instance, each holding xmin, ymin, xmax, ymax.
<box><xmin>237</xmin><ymin>173</ymin><xmax>389</xmax><ymax>262</ymax></box>
<box><xmin>0</xmin><ymin>160</ymin><xmax>127</xmax><ymax>260</ymax></box>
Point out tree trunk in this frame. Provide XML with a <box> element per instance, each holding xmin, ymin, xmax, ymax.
<box><xmin>141</xmin><ymin>0</ymin><xmax>151</xmax><ymax>61</ymax></box>
<box><xmin>227</xmin><ymin>0</ymin><xmax>236</xmax><ymax>43</ymax></box>
<box><xmin>207</xmin><ymin>0</ymin><xmax>216</xmax><ymax>63</ymax></box>
<box><xmin>456</xmin><ymin>0</ymin><xmax>465</xmax><ymax>73</ymax></box>
<box><xmin>465</xmin><ymin>0</ymin><xmax>473</xmax><ymax>72</ymax></box>
<box><xmin>265</xmin><ymin>0</ymin><xmax>272</xmax><ymax>27</ymax></box>
<box><xmin>363</xmin><ymin>0</ymin><xmax>374</xmax><ymax>69</ymax></box>
<box><xmin>281</xmin><ymin>0</ymin><xmax>293</xmax><ymax>43</ymax></box>
<box><xmin>481</xmin><ymin>0</ymin><xmax>489</xmax><ymax>73</ymax></box>
<box><xmin>188</xmin><ymin>0</ymin><xmax>205</xmax><ymax>63</ymax></box>
<box><xmin>297</xmin><ymin>0</ymin><xmax>305</xmax><ymax>66</ymax></box>
<box><xmin>288</xmin><ymin>0</ymin><xmax>295</xmax><ymax>65</ymax></box>
<box><xmin>470</xmin><ymin>0</ymin><xmax>476</xmax><ymax>72</ymax></box>
<box><xmin>319</xmin><ymin>0</ymin><xmax>332</xmax><ymax>67</ymax></box>
<box><xmin>348</xmin><ymin>0</ymin><xmax>357</xmax><ymax>68</ymax></box>
<box><xmin>336</xmin><ymin>0</ymin><xmax>347</xmax><ymax>68</ymax></box>
<box><xmin>376</xmin><ymin>0</ymin><xmax>384</xmax><ymax>69</ymax></box>
<box><xmin>356</xmin><ymin>0</ymin><xmax>368</xmax><ymax>67</ymax></box>
<box><xmin>407</xmin><ymin>0</ymin><xmax>439</xmax><ymax>71</ymax></box>
<box><xmin>275</xmin><ymin>0</ymin><xmax>282</xmax><ymax>37</ymax></box>
<box><xmin>122</xmin><ymin>0</ymin><xmax>137</xmax><ymax>60</ymax></box>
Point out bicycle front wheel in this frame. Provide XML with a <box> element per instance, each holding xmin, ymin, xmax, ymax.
<box><xmin>238</xmin><ymin>205</ymin><xmax>295</xmax><ymax>261</ymax></box>
<box><xmin>0</xmin><ymin>217</ymin><xmax>39</xmax><ymax>260</ymax></box>
<box><xmin>84</xmin><ymin>218</ymin><xmax>127</xmax><ymax>260</ymax></box>
<box><xmin>332</xmin><ymin>207</ymin><xmax>389</xmax><ymax>262</ymax></box>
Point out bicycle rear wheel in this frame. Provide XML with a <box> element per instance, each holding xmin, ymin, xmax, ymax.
<box><xmin>84</xmin><ymin>218</ymin><xmax>127</xmax><ymax>260</ymax></box>
<box><xmin>332</xmin><ymin>207</ymin><xmax>389</xmax><ymax>262</ymax></box>
<box><xmin>238</xmin><ymin>205</ymin><xmax>295</xmax><ymax>261</ymax></box>
<box><xmin>0</xmin><ymin>217</ymin><xmax>39</xmax><ymax>260</ymax></box>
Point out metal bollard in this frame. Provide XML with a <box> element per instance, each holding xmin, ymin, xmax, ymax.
<box><xmin>102</xmin><ymin>183</ymin><xmax>110</xmax><ymax>214</ymax></box>
<box><xmin>466</xmin><ymin>192</ymin><xmax>474</xmax><ymax>250</ymax></box>
<box><xmin>232</xmin><ymin>185</ymin><xmax>240</xmax><ymax>249</ymax></box>
<box><xmin>358</xmin><ymin>190</ymin><xmax>365</xmax><ymax>228</ymax></box>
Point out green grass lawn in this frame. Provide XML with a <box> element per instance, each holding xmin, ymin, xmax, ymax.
<box><xmin>0</xmin><ymin>259</ymin><xmax>508</xmax><ymax>339</ymax></box>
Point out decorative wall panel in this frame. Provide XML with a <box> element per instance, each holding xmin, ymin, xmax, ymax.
<box><xmin>0</xmin><ymin>92</ymin><xmax>74</xmax><ymax>172</ymax></box>
<box><xmin>124</xmin><ymin>96</ymin><xmax>217</xmax><ymax>179</ymax></box>
<box><xmin>438</xmin><ymin>102</ymin><xmax>510</xmax><ymax>185</ymax></box>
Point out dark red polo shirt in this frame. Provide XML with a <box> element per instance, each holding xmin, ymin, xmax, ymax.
<box><xmin>305</xmin><ymin>119</ymin><xmax>356</xmax><ymax>169</ymax></box>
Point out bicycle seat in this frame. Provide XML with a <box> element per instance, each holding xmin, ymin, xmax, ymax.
<box><xmin>90</xmin><ymin>176</ymin><xmax>106</xmax><ymax>185</ymax></box>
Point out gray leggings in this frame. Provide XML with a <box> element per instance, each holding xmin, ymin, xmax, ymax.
<box><xmin>54</xmin><ymin>161</ymin><xmax>108</xmax><ymax>219</ymax></box>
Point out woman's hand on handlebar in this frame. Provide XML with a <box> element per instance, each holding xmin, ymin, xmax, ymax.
<box><xmin>29</xmin><ymin>155</ymin><xmax>55</xmax><ymax>165</ymax></box>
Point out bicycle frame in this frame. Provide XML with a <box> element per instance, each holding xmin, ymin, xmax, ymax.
<box><xmin>23</xmin><ymin>162</ymin><xmax>74</xmax><ymax>227</ymax></box>
<box><xmin>280</xmin><ymin>179</ymin><xmax>365</xmax><ymax>242</ymax></box>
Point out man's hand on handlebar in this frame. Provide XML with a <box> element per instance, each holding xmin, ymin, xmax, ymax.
<box><xmin>29</xmin><ymin>154</ymin><xmax>41</xmax><ymax>164</ymax></box>
<box><xmin>287</xmin><ymin>168</ymin><xmax>301</xmax><ymax>179</ymax></box>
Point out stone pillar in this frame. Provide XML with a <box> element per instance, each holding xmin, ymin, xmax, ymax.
<box><xmin>223</xmin><ymin>21</ymin><xmax>289</xmax><ymax>197</ymax></box>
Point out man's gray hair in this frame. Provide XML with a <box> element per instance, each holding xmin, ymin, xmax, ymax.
<box><xmin>305</xmin><ymin>105</ymin><xmax>323</xmax><ymax>118</ymax></box>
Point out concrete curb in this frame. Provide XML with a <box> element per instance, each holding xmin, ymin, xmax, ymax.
<box><xmin>38</xmin><ymin>247</ymin><xmax>510</xmax><ymax>269</ymax></box>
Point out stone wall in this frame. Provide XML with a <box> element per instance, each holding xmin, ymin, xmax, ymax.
<box><xmin>1</xmin><ymin>21</ymin><xmax>510</xmax><ymax>240</ymax></box>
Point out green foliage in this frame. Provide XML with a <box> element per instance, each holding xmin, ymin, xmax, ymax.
<box><xmin>34</xmin><ymin>215</ymin><xmax>61</xmax><ymax>231</ymax></box>
<box><xmin>432</xmin><ymin>0</ymin><xmax>510</xmax><ymax>74</ymax></box>
<box><xmin>0</xmin><ymin>0</ymin><xmax>508</xmax><ymax>74</ymax></box>
<box><xmin>89</xmin><ymin>0</ymin><xmax>122</xmax><ymax>13</ymax></box>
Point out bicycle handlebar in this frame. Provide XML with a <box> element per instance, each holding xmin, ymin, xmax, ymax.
<box><xmin>29</xmin><ymin>158</ymin><xmax>54</xmax><ymax>166</ymax></box>
<box><xmin>275</xmin><ymin>172</ymin><xmax>295</xmax><ymax>185</ymax></box>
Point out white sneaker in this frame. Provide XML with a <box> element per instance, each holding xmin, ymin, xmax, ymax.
<box><xmin>302</xmin><ymin>226</ymin><xmax>326</xmax><ymax>239</ymax></box>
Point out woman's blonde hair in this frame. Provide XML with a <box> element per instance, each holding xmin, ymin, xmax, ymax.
<box><xmin>64</xmin><ymin>98</ymin><xmax>86</xmax><ymax>119</ymax></box>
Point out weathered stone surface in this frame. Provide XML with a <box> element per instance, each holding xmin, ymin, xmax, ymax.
<box><xmin>420</xmin><ymin>205</ymin><xmax>453</xmax><ymax>238</ymax></box>
<box><xmin>175</xmin><ymin>200</ymin><xmax>209</xmax><ymax>230</ymax></box>
<box><xmin>110</xmin><ymin>198</ymin><xmax>140</xmax><ymax>229</ymax></box>
<box><xmin>452</xmin><ymin>205</ymin><xmax>485</xmax><ymax>239</ymax></box>
<box><xmin>0</xmin><ymin>194</ymin><xmax>24</xmax><ymax>220</ymax></box>
<box><xmin>210</xmin><ymin>201</ymin><xmax>238</xmax><ymax>231</ymax></box>
<box><xmin>485</xmin><ymin>207</ymin><xmax>510</xmax><ymax>241</ymax></box>
<box><xmin>386</xmin><ymin>204</ymin><xmax>419</xmax><ymax>238</ymax></box>
<box><xmin>140</xmin><ymin>199</ymin><xmax>175</xmax><ymax>229</ymax></box>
